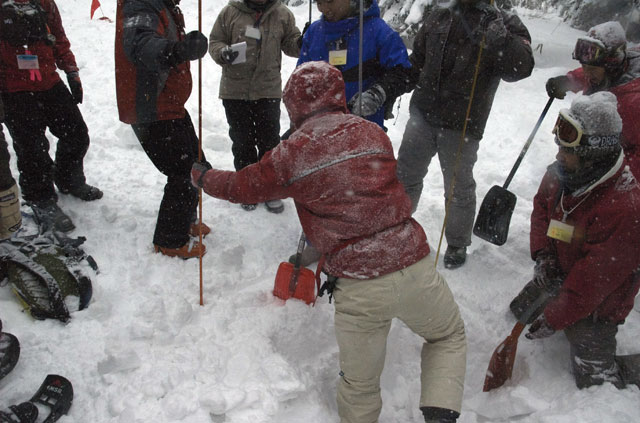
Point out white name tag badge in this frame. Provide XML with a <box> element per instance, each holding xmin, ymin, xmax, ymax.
<box><xmin>547</xmin><ymin>219</ymin><xmax>574</xmax><ymax>243</ymax></box>
<box><xmin>329</xmin><ymin>49</ymin><xmax>347</xmax><ymax>66</ymax></box>
<box><xmin>17</xmin><ymin>54</ymin><xmax>39</xmax><ymax>70</ymax></box>
<box><xmin>245</xmin><ymin>26</ymin><xmax>261</xmax><ymax>40</ymax></box>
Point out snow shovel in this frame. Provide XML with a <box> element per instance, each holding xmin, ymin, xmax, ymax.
<box><xmin>473</xmin><ymin>98</ymin><xmax>554</xmax><ymax>246</ymax></box>
<box><xmin>273</xmin><ymin>232</ymin><xmax>316</xmax><ymax>305</ymax></box>
<box><xmin>483</xmin><ymin>291</ymin><xmax>551</xmax><ymax>391</ymax></box>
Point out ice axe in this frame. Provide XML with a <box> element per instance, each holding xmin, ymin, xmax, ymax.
<box><xmin>273</xmin><ymin>232</ymin><xmax>316</xmax><ymax>305</ymax></box>
<box><xmin>473</xmin><ymin>97</ymin><xmax>554</xmax><ymax>246</ymax></box>
<box><xmin>483</xmin><ymin>290</ymin><xmax>551</xmax><ymax>391</ymax></box>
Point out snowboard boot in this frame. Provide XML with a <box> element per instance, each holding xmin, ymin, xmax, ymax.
<box><xmin>0</xmin><ymin>320</ymin><xmax>20</xmax><ymax>382</ymax></box>
<box><xmin>421</xmin><ymin>406</ymin><xmax>459</xmax><ymax>423</ymax></box>
<box><xmin>444</xmin><ymin>246</ymin><xmax>467</xmax><ymax>269</ymax></box>
<box><xmin>288</xmin><ymin>243</ymin><xmax>322</xmax><ymax>267</ymax></box>
<box><xmin>241</xmin><ymin>203</ymin><xmax>257</xmax><ymax>211</ymax></box>
<box><xmin>616</xmin><ymin>354</ymin><xmax>640</xmax><ymax>389</ymax></box>
<box><xmin>264</xmin><ymin>199</ymin><xmax>284</xmax><ymax>214</ymax></box>
<box><xmin>189</xmin><ymin>221</ymin><xmax>211</xmax><ymax>238</ymax></box>
<box><xmin>28</xmin><ymin>201</ymin><xmax>75</xmax><ymax>233</ymax></box>
<box><xmin>0</xmin><ymin>402</ymin><xmax>38</xmax><ymax>423</ymax></box>
<box><xmin>58</xmin><ymin>183</ymin><xmax>103</xmax><ymax>201</ymax></box>
<box><xmin>154</xmin><ymin>240</ymin><xmax>206</xmax><ymax>259</ymax></box>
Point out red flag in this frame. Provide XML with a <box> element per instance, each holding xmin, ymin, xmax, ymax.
<box><xmin>90</xmin><ymin>0</ymin><xmax>100</xmax><ymax>19</ymax></box>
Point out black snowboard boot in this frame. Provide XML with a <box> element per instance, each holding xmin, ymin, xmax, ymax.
<box><xmin>444</xmin><ymin>246</ymin><xmax>466</xmax><ymax>269</ymax></box>
<box><xmin>421</xmin><ymin>406</ymin><xmax>459</xmax><ymax>423</ymax></box>
<box><xmin>0</xmin><ymin>402</ymin><xmax>38</xmax><ymax>423</ymax></box>
<box><xmin>58</xmin><ymin>183</ymin><xmax>103</xmax><ymax>201</ymax></box>
<box><xmin>29</xmin><ymin>201</ymin><xmax>75</xmax><ymax>233</ymax></box>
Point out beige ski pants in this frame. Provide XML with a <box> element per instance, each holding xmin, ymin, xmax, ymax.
<box><xmin>333</xmin><ymin>256</ymin><xmax>467</xmax><ymax>423</ymax></box>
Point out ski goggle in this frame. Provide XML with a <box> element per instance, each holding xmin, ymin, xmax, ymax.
<box><xmin>572</xmin><ymin>38</ymin><xmax>606</xmax><ymax>65</ymax></box>
<box><xmin>552</xmin><ymin>110</ymin><xmax>584</xmax><ymax>148</ymax></box>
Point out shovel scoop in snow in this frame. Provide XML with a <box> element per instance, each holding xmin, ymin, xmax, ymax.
<box><xmin>273</xmin><ymin>232</ymin><xmax>316</xmax><ymax>305</ymax></box>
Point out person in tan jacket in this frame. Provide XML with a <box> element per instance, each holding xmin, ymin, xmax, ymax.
<box><xmin>209</xmin><ymin>0</ymin><xmax>301</xmax><ymax>214</ymax></box>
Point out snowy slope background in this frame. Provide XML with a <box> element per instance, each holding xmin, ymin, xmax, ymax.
<box><xmin>1</xmin><ymin>1</ymin><xmax>639</xmax><ymax>422</ymax></box>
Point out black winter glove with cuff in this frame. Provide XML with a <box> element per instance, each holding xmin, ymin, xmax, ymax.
<box><xmin>546</xmin><ymin>75</ymin><xmax>571</xmax><ymax>99</ymax></box>
<box><xmin>220</xmin><ymin>46</ymin><xmax>239</xmax><ymax>65</ymax></box>
<box><xmin>532</xmin><ymin>250</ymin><xmax>564</xmax><ymax>293</ymax></box>
<box><xmin>191</xmin><ymin>162</ymin><xmax>212</xmax><ymax>188</ymax></box>
<box><xmin>525</xmin><ymin>314</ymin><xmax>555</xmax><ymax>340</ymax></box>
<box><xmin>66</xmin><ymin>71</ymin><xmax>83</xmax><ymax>104</ymax></box>
<box><xmin>172</xmin><ymin>31</ymin><xmax>208</xmax><ymax>64</ymax></box>
<box><xmin>476</xmin><ymin>3</ymin><xmax>508</xmax><ymax>49</ymax></box>
<box><xmin>348</xmin><ymin>84</ymin><xmax>386</xmax><ymax>117</ymax></box>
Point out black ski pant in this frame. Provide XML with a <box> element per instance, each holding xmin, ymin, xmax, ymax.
<box><xmin>564</xmin><ymin>317</ymin><xmax>625</xmax><ymax>389</ymax></box>
<box><xmin>132</xmin><ymin>112</ymin><xmax>203</xmax><ymax>249</ymax></box>
<box><xmin>222</xmin><ymin>99</ymin><xmax>281</xmax><ymax>171</ymax></box>
<box><xmin>1</xmin><ymin>82</ymin><xmax>89</xmax><ymax>204</ymax></box>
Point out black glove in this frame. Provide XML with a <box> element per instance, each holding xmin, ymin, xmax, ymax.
<box><xmin>66</xmin><ymin>71</ymin><xmax>83</xmax><ymax>104</ymax></box>
<box><xmin>173</xmin><ymin>31</ymin><xmax>208</xmax><ymax>64</ymax></box>
<box><xmin>191</xmin><ymin>161</ymin><xmax>212</xmax><ymax>188</ymax></box>
<box><xmin>525</xmin><ymin>315</ymin><xmax>556</xmax><ymax>340</ymax></box>
<box><xmin>220</xmin><ymin>46</ymin><xmax>239</xmax><ymax>65</ymax></box>
<box><xmin>348</xmin><ymin>84</ymin><xmax>386</xmax><ymax>117</ymax></box>
<box><xmin>546</xmin><ymin>75</ymin><xmax>570</xmax><ymax>99</ymax></box>
<box><xmin>476</xmin><ymin>3</ymin><xmax>507</xmax><ymax>49</ymax></box>
<box><xmin>532</xmin><ymin>251</ymin><xmax>563</xmax><ymax>293</ymax></box>
<box><xmin>297</xmin><ymin>21</ymin><xmax>310</xmax><ymax>49</ymax></box>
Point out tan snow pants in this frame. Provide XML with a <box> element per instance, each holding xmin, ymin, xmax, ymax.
<box><xmin>333</xmin><ymin>256</ymin><xmax>467</xmax><ymax>423</ymax></box>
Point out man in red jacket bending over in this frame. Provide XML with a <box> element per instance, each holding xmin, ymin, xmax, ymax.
<box><xmin>192</xmin><ymin>61</ymin><xmax>467</xmax><ymax>423</ymax></box>
<box><xmin>511</xmin><ymin>92</ymin><xmax>640</xmax><ymax>389</ymax></box>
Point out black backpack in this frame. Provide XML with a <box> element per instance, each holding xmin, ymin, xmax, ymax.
<box><xmin>0</xmin><ymin>233</ymin><xmax>97</xmax><ymax>322</ymax></box>
<box><xmin>0</xmin><ymin>0</ymin><xmax>51</xmax><ymax>46</ymax></box>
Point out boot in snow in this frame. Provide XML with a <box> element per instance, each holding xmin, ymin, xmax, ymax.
<box><xmin>0</xmin><ymin>402</ymin><xmax>38</xmax><ymax>423</ymax></box>
<box><xmin>57</xmin><ymin>183</ymin><xmax>103</xmax><ymax>202</ymax></box>
<box><xmin>29</xmin><ymin>201</ymin><xmax>75</xmax><ymax>233</ymax></box>
<box><xmin>0</xmin><ymin>320</ymin><xmax>20</xmax><ymax>382</ymax></box>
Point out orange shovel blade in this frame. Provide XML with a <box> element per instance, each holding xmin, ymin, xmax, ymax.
<box><xmin>483</xmin><ymin>322</ymin><xmax>526</xmax><ymax>392</ymax></box>
<box><xmin>273</xmin><ymin>262</ymin><xmax>316</xmax><ymax>305</ymax></box>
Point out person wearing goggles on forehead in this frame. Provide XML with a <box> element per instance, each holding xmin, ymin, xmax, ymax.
<box><xmin>509</xmin><ymin>92</ymin><xmax>640</xmax><ymax>390</ymax></box>
<box><xmin>546</xmin><ymin>21</ymin><xmax>640</xmax><ymax>176</ymax></box>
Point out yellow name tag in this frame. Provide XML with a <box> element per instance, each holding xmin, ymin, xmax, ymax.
<box><xmin>329</xmin><ymin>49</ymin><xmax>347</xmax><ymax>66</ymax></box>
<box><xmin>547</xmin><ymin>219</ymin><xmax>574</xmax><ymax>243</ymax></box>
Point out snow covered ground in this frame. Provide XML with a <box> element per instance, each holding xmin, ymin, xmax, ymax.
<box><xmin>1</xmin><ymin>1</ymin><xmax>639</xmax><ymax>422</ymax></box>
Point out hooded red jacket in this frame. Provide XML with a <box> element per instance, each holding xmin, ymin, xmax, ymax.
<box><xmin>531</xmin><ymin>156</ymin><xmax>640</xmax><ymax>330</ymax></box>
<box><xmin>0</xmin><ymin>0</ymin><xmax>78</xmax><ymax>93</ymax></box>
<box><xmin>196</xmin><ymin>61</ymin><xmax>430</xmax><ymax>279</ymax></box>
<box><xmin>566</xmin><ymin>50</ymin><xmax>640</xmax><ymax>176</ymax></box>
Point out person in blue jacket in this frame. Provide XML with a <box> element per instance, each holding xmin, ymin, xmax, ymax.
<box><xmin>297</xmin><ymin>0</ymin><xmax>411</xmax><ymax>129</ymax></box>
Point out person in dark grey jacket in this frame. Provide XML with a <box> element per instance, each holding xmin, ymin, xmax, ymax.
<box><xmin>397</xmin><ymin>0</ymin><xmax>533</xmax><ymax>269</ymax></box>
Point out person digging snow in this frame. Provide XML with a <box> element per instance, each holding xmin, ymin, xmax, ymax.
<box><xmin>546</xmin><ymin>21</ymin><xmax>640</xmax><ymax>176</ymax></box>
<box><xmin>192</xmin><ymin>61</ymin><xmax>467</xmax><ymax>423</ymax></box>
<box><xmin>510</xmin><ymin>91</ymin><xmax>640</xmax><ymax>389</ymax></box>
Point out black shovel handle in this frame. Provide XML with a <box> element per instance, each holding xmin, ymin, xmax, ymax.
<box><xmin>289</xmin><ymin>231</ymin><xmax>306</xmax><ymax>293</ymax></box>
<box><xmin>503</xmin><ymin>97</ymin><xmax>554</xmax><ymax>190</ymax></box>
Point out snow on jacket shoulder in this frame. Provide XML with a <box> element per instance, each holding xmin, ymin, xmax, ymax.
<box><xmin>298</xmin><ymin>0</ymin><xmax>411</xmax><ymax>127</ymax></box>
<box><xmin>198</xmin><ymin>61</ymin><xmax>429</xmax><ymax>279</ymax></box>
<box><xmin>115</xmin><ymin>0</ymin><xmax>192</xmax><ymax>124</ymax></box>
<box><xmin>0</xmin><ymin>0</ymin><xmax>77</xmax><ymax>93</ymax></box>
<box><xmin>531</xmin><ymin>157</ymin><xmax>640</xmax><ymax>330</ymax></box>
<box><xmin>209</xmin><ymin>0</ymin><xmax>301</xmax><ymax>100</ymax></box>
<box><xmin>567</xmin><ymin>52</ymin><xmax>640</xmax><ymax>175</ymax></box>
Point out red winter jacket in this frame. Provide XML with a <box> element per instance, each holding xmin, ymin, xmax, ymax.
<box><xmin>196</xmin><ymin>62</ymin><xmax>430</xmax><ymax>279</ymax></box>
<box><xmin>0</xmin><ymin>0</ymin><xmax>78</xmax><ymax>92</ymax></box>
<box><xmin>531</xmin><ymin>156</ymin><xmax>640</xmax><ymax>330</ymax></box>
<box><xmin>566</xmin><ymin>50</ymin><xmax>640</xmax><ymax>176</ymax></box>
<box><xmin>115</xmin><ymin>0</ymin><xmax>192</xmax><ymax>124</ymax></box>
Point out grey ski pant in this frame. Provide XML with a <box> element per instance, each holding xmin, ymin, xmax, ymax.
<box><xmin>397</xmin><ymin>107</ymin><xmax>480</xmax><ymax>247</ymax></box>
<box><xmin>333</xmin><ymin>256</ymin><xmax>467</xmax><ymax>423</ymax></box>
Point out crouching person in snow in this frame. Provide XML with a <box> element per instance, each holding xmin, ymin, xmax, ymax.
<box><xmin>545</xmin><ymin>21</ymin><xmax>640</xmax><ymax>177</ymax></box>
<box><xmin>115</xmin><ymin>0</ymin><xmax>210</xmax><ymax>259</ymax></box>
<box><xmin>0</xmin><ymin>0</ymin><xmax>103</xmax><ymax>234</ymax></box>
<box><xmin>192</xmin><ymin>61</ymin><xmax>467</xmax><ymax>423</ymax></box>
<box><xmin>510</xmin><ymin>92</ymin><xmax>640</xmax><ymax>389</ymax></box>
